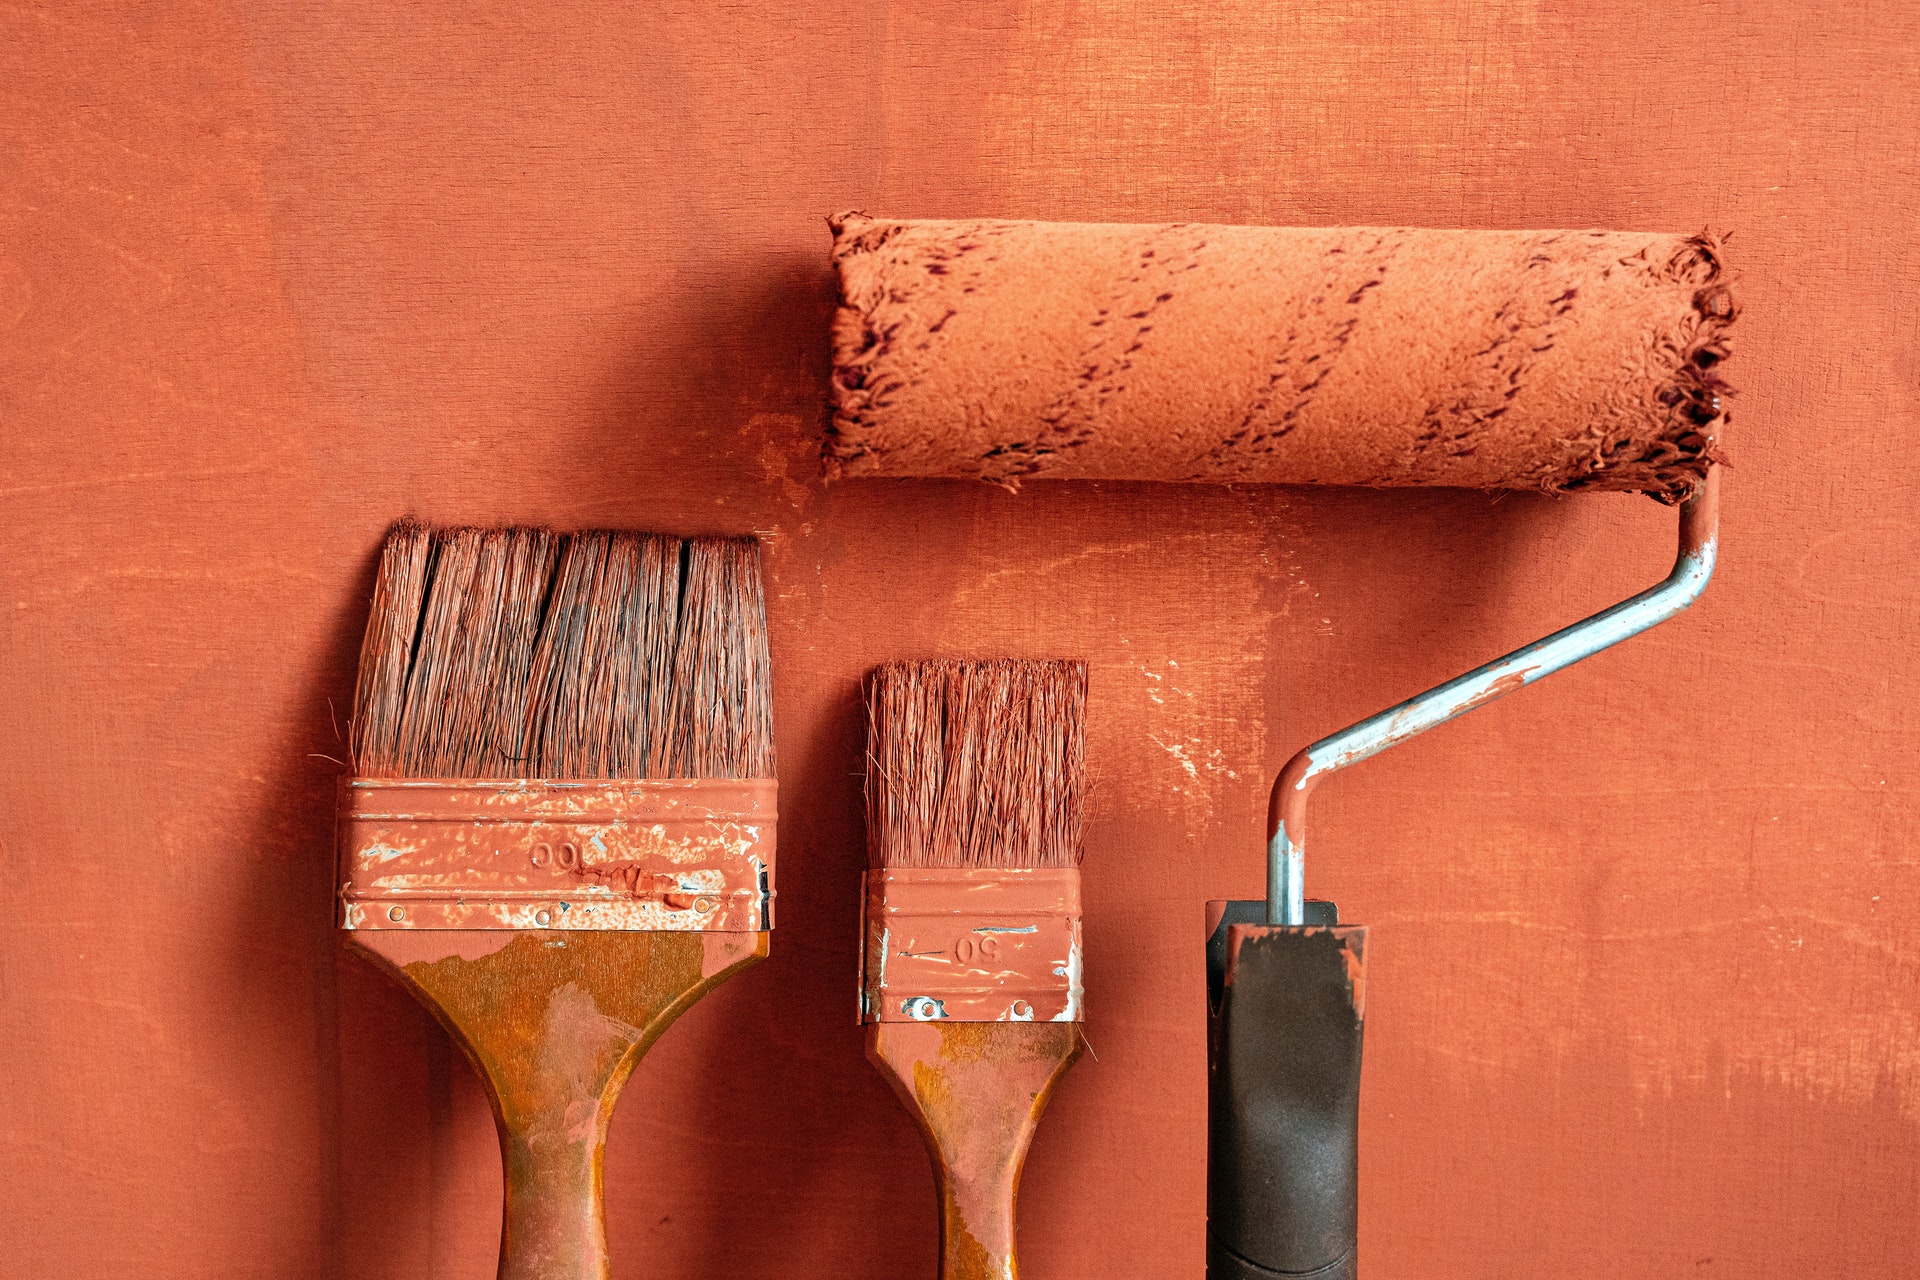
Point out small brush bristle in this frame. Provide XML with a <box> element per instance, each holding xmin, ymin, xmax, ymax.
<box><xmin>865</xmin><ymin>659</ymin><xmax>1086</xmax><ymax>869</ymax></box>
<box><xmin>349</xmin><ymin>524</ymin><xmax>774</xmax><ymax>780</ymax></box>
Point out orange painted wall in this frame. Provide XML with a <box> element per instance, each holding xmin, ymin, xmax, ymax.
<box><xmin>3</xmin><ymin>2</ymin><xmax>1916</xmax><ymax>1276</ymax></box>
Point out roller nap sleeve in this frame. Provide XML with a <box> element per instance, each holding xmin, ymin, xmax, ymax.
<box><xmin>826</xmin><ymin>214</ymin><xmax>1733</xmax><ymax>500</ymax></box>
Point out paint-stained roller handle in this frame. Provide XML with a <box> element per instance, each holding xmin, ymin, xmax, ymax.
<box><xmin>1207</xmin><ymin>922</ymin><xmax>1366</xmax><ymax>1280</ymax></box>
<box><xmin>867</xmin><ymin>1022</ymin><xmax>1085</xmax><ymax>1280</ymax></box>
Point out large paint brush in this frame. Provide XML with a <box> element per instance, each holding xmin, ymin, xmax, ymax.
<box><xmin>338</xmin><ymin>524</ymin><xmax>775</xmax><ymax>1280</ymax></box>
<box><xmin>861</xmin><ymin>658</ymin><xmax>1087</xmax><ymax>1280</ymax></box>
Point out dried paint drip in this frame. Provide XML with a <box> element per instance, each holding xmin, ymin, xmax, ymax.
<box><xmin>826</xmin><ymin>214</ymin><xmax>1736</xmax><ymax>501</ymax></box>
<box><xmin>350</xmin><ymin>524</ymin><xmax>775</xmax><ymax>780</ymax></box>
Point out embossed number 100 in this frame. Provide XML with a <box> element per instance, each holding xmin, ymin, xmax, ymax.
<box><xmin>953</xmin><ymin>934</ymin><xmax>1001</xmax><ymax>964</ymax></box>
<box><xmin>530</xmin><ymin>842</ymin><xmax>581</xmax><ymax>872</ymax></box>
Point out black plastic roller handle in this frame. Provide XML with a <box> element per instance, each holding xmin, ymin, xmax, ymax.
<box><xmin>1206</xmin><ymin>901</ymin><xmax>1367</xmax><ymax>1280</ymax></box>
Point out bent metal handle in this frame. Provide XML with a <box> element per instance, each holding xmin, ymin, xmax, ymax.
<box><xmin>1264</xmin><ymin>465</ymin><xmax>1721</xmax><ymax>925</ymax></box>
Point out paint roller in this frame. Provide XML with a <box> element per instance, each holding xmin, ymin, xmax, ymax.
<box><xmin>826</xmin><ymin>213</ymin><xmax>1734</xmax><ymax>1279</ymax></box>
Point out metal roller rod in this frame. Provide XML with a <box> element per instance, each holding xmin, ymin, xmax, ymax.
<box><xmin>1264</xmin><ymin>465</ymin><xmax>1721</xmax><ymax>926</ymax></box>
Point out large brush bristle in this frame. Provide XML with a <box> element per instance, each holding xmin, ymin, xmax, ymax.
<box><xmin>349</xmin><ymin>525</ymin><xmax>774</xmax><ymax>780</ymax></box>
<box><xmin>865</xmin><ymin>659</ymin><xmax>1086</xmax><ymax>869</ymax></box>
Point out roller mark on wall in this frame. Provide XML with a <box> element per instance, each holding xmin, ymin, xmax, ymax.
<box><xmin>1377</xmin><ymin>907</ymin><xmax>1920</xmax><ymax>1125</ymax></box>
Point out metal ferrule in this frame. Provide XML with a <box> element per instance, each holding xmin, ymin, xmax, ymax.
<box><xmin>338</xmin><ymin>777</ymin><xmax>776</xmax><ymax>931</ymax></box>
<box><xmin>860</xmin><ymin>867</ymin><xmax>1084</xmax><ymax>1024</ymax></box>
<box><xmin>1264</xmin><ymin>466</ymin><xmax>1721</xmax><ymax>924</ymax></box>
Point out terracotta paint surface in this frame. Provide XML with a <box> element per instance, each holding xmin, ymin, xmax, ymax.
<box><xmin>2</xmin><ymin>2</ymin><xmax>1917</xmax><ymax>1278</ymax></box>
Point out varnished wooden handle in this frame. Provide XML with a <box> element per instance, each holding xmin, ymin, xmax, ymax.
<box><xmin>350</xmin><ymin>929</ymin><xmax>766</xmax><ymax>1280</ymax></box>
<box><xmin>867</xmin><ymin>1021</ymin><xmax>1085</xmax><ymax>1280</ymax></box>
<box><xmin>497</xmin><ymin>1122</ymin><xmax>611</xmax><ymax>1280</ymax></box>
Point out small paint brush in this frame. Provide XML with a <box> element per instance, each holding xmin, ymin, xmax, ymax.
<box><xmin>861</xmin><ymin>658</ymin><xmax>1087</xmax><ymax>1280</ymax></box>
<box><xmin>339</xmin><ymin>524</ymin><xmax>776</xmax><ymax>1280</ymax></box>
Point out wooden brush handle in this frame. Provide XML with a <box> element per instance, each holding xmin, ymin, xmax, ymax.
<box><xmin>350</xmin><ymin>929</ymin><xmax>766</xmax><ymax>1280</ymax></box>
<box><xmin>867</xmin><ymin>1021</ymin><xmax>1086</xmax><ymax>1280</ymax></box>
<box><xmin>497</xmin><ymin>1125</ymin><xmax>609</xmax><ymax>1277</ymax></box>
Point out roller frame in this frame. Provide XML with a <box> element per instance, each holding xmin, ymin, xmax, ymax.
<box><xmin>1263</xmin><ymin>465</ymin><xmax>1721</xmax><ymax>925</ymax></box>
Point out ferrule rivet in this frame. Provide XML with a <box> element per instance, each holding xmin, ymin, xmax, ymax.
<box><xmin>1011</xmin><ymin>1000</ymin><xmax>1033</xmax><ymax>1018</ymax></box>
<box><xmin>387</xmin><ymin>906</ymin><xmax>406</xmax><ymax>922</ymax></box>
<box><xmin>694</xmin><ymin>896</ymin><xmax>717</xmax><ymax>913</ymax></box>
<box><xmin>535</xmin><ymin>910</ymin><xmax>553</xmax><ymax>927</ymax></box>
